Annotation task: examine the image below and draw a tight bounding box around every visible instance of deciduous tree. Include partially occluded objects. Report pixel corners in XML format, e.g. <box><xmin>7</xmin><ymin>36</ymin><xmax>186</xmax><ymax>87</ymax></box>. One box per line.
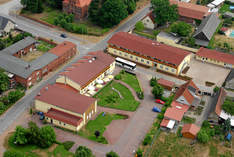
<box><xmin>75</xmin><ymin>146</ymin><xmax>93</xmax><ymax>157</ymax></box>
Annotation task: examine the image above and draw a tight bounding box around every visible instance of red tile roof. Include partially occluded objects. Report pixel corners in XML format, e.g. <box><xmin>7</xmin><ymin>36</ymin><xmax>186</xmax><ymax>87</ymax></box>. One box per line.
<box><xmin>45</xmin><ymin>108</ymin><xmax>83</xmax><ymax>126</ymax></box>
<box><xmin>181</xmin><ymin>124</ymin><xmax>200</xmax><ymax>136</ymax></box>
<box><xmin>143</xmin><ymin>12</ymin><xmax>155</xmax><ymax>23</ymax></box>
<box><xmin>164</xmin><ymin>107</ymin><xmax>185</xmax><ymax>121</ymax></box>
<box><xmin>174</xmin><ymin>80</ymin><xmax>199</xmax><ymax>105</ymax></box>
<box><xmin>49</xmin><ymin>41</ymin><xmax>76</xmax><ymax>57</ymax></box>
<box><xmin>170</xmin><ymin>0</ymin><xmax>210</xmax><ymax>20</ymax></box>
<box><xmin>60</xmin><ymin>51</ymin><xmax>115</xmax><ymax>87</ymax></box>
<box><xmin>63</xmin><ymin>0</ymin><xmax>92</xmax><ymax>7</ymax></box>
<box><xmin>171</xmin><ymin>101</ymin><xmax>189</xmax><ymax>113</ymax></box>
<box><xmin>157</xmin><ymin>78</ymin><xmax>175</xmax><ymax>89</ymax></box>
<box><xmin>197</xmin><ymin>47</ymin><xmax>234</xmax><ymax>65</ymax></box>
<box><xmin>36</xmin><ymin>83</ymin><xmax>96</xmax><ymax>114</ymax></box>
<box><xmin>108</xmin><ymin>32</ymin><xmax>191</xmax><ymax>66</ymax></box>
<box><xmin>160</xmin><ymin>118</ymin><xmax>170</xmax><ymax>127</ymax></box>
<box><xmin>215</xmin><ymin>88</ymin><xmax>227</xmax><ymax>116</ymax></box>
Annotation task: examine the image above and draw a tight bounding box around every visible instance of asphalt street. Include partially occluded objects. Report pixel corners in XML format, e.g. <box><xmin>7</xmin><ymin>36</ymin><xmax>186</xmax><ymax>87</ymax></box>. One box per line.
<box><xmin>0</xmin><ymin>0</ymin><xmax>150</xmax><ymax>135</ymax></box>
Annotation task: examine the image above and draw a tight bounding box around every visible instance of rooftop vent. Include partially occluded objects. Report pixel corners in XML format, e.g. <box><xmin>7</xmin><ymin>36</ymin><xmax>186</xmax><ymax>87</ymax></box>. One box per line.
<box><xmin>92</xmin><ymin>57</ymin><xmax>97</xmax><ymax>61</ymax></box>
<box><xmin>37</xmin><ymin>92</ymin><xmax>41</xmax><ymax>96</ymax></box>
<box><xmin>89</xmin><ymin>60</ymin><xmax>92</xmax><ymax>63</ymax></box>
<box><xmin>176</xmin><ymin>106</ymin><xmax>182</xmax><ymax>109</ymax></box>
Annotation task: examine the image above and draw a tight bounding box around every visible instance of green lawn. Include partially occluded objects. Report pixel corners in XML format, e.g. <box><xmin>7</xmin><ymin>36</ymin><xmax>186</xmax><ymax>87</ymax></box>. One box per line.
<box><xmin>78</xmin><ymin>112</ymin><xmax>126</xmax><ymax>144</ymax></box>
<box><xmin>118</xmin><ymin>71</ymin><xmax>142</xmax><ymax>93</ymax></box>
<box><xmin>182</xmin><ymin>116</ymin><xmax>196</xmax><ymax>123</ymax></box>
<box><xmin>219</xmin><ymin>4</ymin><xmax>231</xmax><ymax>14</ymax></box>
<box><xmin>95</xmin><ymin>81</ymin><xmax>140</xmax><ymax>111</ymax></box>
<box><xmin>6</xmin><ymin>134</ymin><xmax>74</xmax><ymax>157</ymax></box>
<box><xmin>37</xmin><ymin>40</ymin><xmax>56</xmax><ymax>52</ymax></box>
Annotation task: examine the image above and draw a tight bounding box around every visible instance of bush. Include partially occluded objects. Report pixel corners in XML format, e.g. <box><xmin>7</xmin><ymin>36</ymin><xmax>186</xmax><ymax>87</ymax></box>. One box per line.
<box><xmin>152</xmin><ymin>84</ymin><xmax>164</xmax><ymax>99</ymax></box>
<box><xmin>8</xmin><ymin>90</ymin><xmax>25</xmax><ymax>104</ymax></box>
<box><xmin>213</xmin><ymin>86</ymin><xmax>220</xmax><ymax>93</ymax></box>
<box><xmin>75</xmin><ymin>146</ymin><xmax>93</xmax><ymax>157</ymax></box>
<box><xmin>177</xmin><ymin>126</ymin><xmax>182</xmax><ymax>137</ymax></box>
<box><xmin>136</xmin><ymin>148</ymin><xmax>143</xmax><ymax>157</ymax></box>
<box><xmin>13</xmin><ymin>126</ymin><xmax>29</xmax><ymax>145</ymax></box>
<box><xmin>137</xmin><ymin>91</ymin><xmax>144</xmax><ymax>100</ymax></box>
<box><xmin>157</xmin><ymin>113</ymin><xmax>164</xmax><ymax>120</ymax></box>
<box><xmin>161</xmin><ymin>106</ymin><xmax>167</xmax><ymax>113</ymax></box>
<box><xmin>114</xmin><ymin>74</ymin><xmax>122</xmax><ymax>80</ymax></box>
<box><xmin>106</xmin><ymin>151</ymin><xmax>119</xmax><ymax>157</ymax></box>
<box><xmin>62</xmin><ymin>141</ymin><xmax>75</xmax><ymax>151</ymax></box>
<box><xmin>170</xmin><ymin>22</ymin><xmax>192</xmax><ymax>37</ymax></box>
<box><xmin>150</xmin><ymin>77</ymin><xmax>157</xmax><ymax>87</ymax></box>
<box><xmin>135</xmin><ymin>21</ymin><xmax>144</xmax><ymax>32</ymax></box>
<box><xmin>143</xmin><ymin>134</ymin><xmax>152</xmax><ymax>145</ymax></box>
<box><xmin>3</xmin><ymin>150</ymin><xmax>23</xmax><ymax>157</ymax></box>
<box><xmin>197</xmin><ymin>130</ymin><xmax>209</xmax><ymax>144</ymax></box>
<box><xmin>38</xmin><ymin>125</ymin><xmax>56</xmax><ymax>148</ymax></box>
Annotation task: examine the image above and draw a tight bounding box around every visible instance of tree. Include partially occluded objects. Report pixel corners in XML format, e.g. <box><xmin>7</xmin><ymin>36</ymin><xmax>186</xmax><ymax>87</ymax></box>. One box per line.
<box><xmin>27</xmin><ymin>121</ymin><xmax>40</xmax><ymax>145</ymax></box>
<box><xmin>0</xmin><ymin>72</ymin><xmax>9</xmax><ymax>94</ymax></box>
<box><xmin>150</xmin><ymin>77</ymin><xmax>157</xmax><ymax>87</ymax></box>
<box><xmin>38</xmin><ymin>126</ymin><xmax>56</xmax><ymax>148</ymax></box>
<box><xmin>152</xmin><ymin>84</ymin><xmax>164</xmax><ymax>99</ymax></box>
<box><xmin>136</xmin><ymin>148</ymin><xmax>143</xmax><ymax>157</ymax></box>
<box><xmin>94</xmin><ymin>130</ymin><xmax>100</xmax><ymax>138</ymax></box>
<box><xmin>88</xmin><ymin>0</ymin><xmax>101</xmax><ymax>23</ymax></box>
<box><xmin>124</xmin><ymin>0</ymin><xmax>136</xmax><ymax>14</ymax></box>
<box><xmin>3</xmin><ymin>150</ymin><xmax>23</xmax><ymax>157</ymax></box>
<box><xmin>151</xmin><ymin>0</ymin><xmax>178</xmax><ymax>26</ymax></box>
<box><xmin>75</xmin><ymin>146</ymin><xmax>93</xmax><ymax>157</ymax></box>
<box><xmin>98</xmin><ymin>0</ymin><xmax>128</xmax><ymax>28</ymax></box>
<box><xmin>170</xmin><ymin>22</ymin><xmax>192</xmax><ymax>37</ymax></box>
<box><xmin>135</xmin><ymin>21</ymin><xmax>144</xmax><ymax>32</ymax></box>
<box><xmin>185</xmin><ymin>36</ymin><xmax>196</xmax><ymax>47</ymax></box>
<box><xmin>222</xmin><ymin>118</ymin><xmax>231</xmax><ymax>134</ymax></box>
<box><xmin>197</xmin><ymin>130</ymin><xmax>209</xmax><ymax>143</ymax></box>
<box><xmin>106</xmin><ymin>151</ymin><xmax>119</xmax><ymax>157</ymax></box>
<box><xmin>13</xmin><ymin>126</ymin><xmax>29</xmax><ymax>145</ymax></box>
<box><xmin>20</xmin><ymin>0</ymin><xmax>43</xmax><ymax>13</ymax></box>
<box><xmin>213</xmin><ymin>86</ymin><xmax>220</xmax><ymax>93</ymax></box>
<box><xmin>8</xmin><ymin>90</ymin><xmax>24</xmax><ymax>104</ymax></box>
<box><xmin>46</xmin><ymin>0</ymin><xmax>63</xmax><ymax>10</ymax></box>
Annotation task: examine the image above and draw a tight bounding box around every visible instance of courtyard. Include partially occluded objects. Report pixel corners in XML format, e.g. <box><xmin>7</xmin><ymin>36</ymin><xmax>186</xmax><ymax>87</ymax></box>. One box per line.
<box><xmin>185</xmin><ymin>55</ymin><xmax>230</xmax><ymax>87</ymax></box>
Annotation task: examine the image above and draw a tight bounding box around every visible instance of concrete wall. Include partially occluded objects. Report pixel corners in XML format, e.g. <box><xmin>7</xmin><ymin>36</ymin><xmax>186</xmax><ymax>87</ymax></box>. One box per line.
<box><xmin>142</xmin><ymin>16</ymin><xmax>155</xmax><ymax>29</ymax></box>
<box><xmin>4</xmin><ymin>21</ymin><xmax>15</xmax><ymax>33</ymax></box>
<box><xmin>196</xmin><ymin>55</ymin><xmax>234</xmax><ymax>68</ymax></box>
<box><xmin>56</xmin><ymin>76</ymin><xmax>81</xmax><ymax>92</ymax></box>
<box><xmin>177</xmin><ymin>54</ymin><xmax>191</xmax><ymax>75</ymax></box>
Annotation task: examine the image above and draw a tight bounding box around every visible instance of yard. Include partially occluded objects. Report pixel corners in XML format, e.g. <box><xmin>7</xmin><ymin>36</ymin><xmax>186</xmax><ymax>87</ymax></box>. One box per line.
<box><xmin>78</xmin><ymin>112</ymin><xmax>127</xmax><ymax>144</ymax></box>
<box><xmin>146</xmin><ymin>132</ymin><xmax>234</xmax><ymax>157</ymax></box>
<box><xmin>5</xmin><ymin>134</ymin><xmax>74</xmax><ymax>157</ymax></box>
<box><xmin>94</xmin><ymin>81</ymin><xmax>140</xmax><ymax>111</ymax></box>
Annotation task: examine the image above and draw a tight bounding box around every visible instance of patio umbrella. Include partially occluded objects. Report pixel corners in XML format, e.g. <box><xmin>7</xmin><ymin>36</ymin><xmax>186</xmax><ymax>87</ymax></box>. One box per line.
<box><xmin>96</xmin><ymin>84</ymin><xmax>103</xmax><ymax>88</ymax></box>
<box><xmin>103</xmin><ymin>78</ymin><xmax>110</xmax><ymax>82</ymax></box>
<box><xmin>88</xmin><ymin>86</ymin><xmax>95</xmax><ymax>91</ymax></box>
<box><xmin>108</xmin><ymin>75</ymin><xmax>114</xmax><ymax>79</ymax></box>
<box><xmin>96</xmin><ymin>79</ymin><xmax>104</xmax><ymax>84</ymax></box>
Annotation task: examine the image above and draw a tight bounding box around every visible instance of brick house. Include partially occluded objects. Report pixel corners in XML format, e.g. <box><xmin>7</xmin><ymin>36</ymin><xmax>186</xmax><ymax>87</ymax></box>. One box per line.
<box><xmin>63</xmin><ymin>0</ymin><xmax>92</xmax><ymax>20</ymax></box>
<box><xmin>35</xmin><ymin>83</ymin><xmax>97</xmax><ymax>131</ymax></box>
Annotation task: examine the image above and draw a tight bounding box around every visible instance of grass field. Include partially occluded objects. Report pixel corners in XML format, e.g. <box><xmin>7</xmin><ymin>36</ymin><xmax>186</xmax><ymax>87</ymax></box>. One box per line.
<box><xmin>78</xmin><ymin>112</ymin><xmax>126</xmax><ymax>144</ymax></box>
<box><xmin>95</xmin><ymin>81</ymin><xmax>140</xmax><ymax>111</ymax></box>
<box><xmin>147</xmin><ymin>132</ymin><xmax>234</xmax><ymax>157</ymax></box>
<box><xmin>119</xmin><ymin>71</ymin><xmax>142</xmax><ymax>93</ymax></box>
<box><xmin>5</xmin><ymin>134</ymin><xmax>73</xmax><ymax>157</ymax></box>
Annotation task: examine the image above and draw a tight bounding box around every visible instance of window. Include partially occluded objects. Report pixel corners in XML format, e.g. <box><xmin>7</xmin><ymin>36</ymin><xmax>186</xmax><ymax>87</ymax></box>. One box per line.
<box><xmin>147</xmin><ymin>61</ymin><xmax>150</xmax><ymax>64</ymax></box>
<box><xmin>165</xmin><ymin>67</ymin><xmax>169</xmax><ymax>70</ymax></box>
<box><xmin>141</xmin><ymin>59</ymin><xmax>144</xmax><ymax>62</ymax></box>
<box><xmin>46</xmin><ymin>117</ymin><xmax>48</xmax><ymax>120</ymax></box>
<box><xmin>130</xmin><ymin>56</ymin><xmax>133</xmax><ymax>58</ymax></box>
<box><xmin>136</xmin><ymin>57</ymin><xmax>138</xmax><ymax>60</ymax></box>
<box><xmin>125</xmin><ymin>54</ymin><xmax>127</xmax><ymax>57</ymax></box>
<box><xmin>59</xmin><ymin>121</ymin><xmax>61</xmax><ymax>125</ymax></box>
<box><xmin>171</xmin><ymin>69</ymin><xmax>175</xmax><ymax>72</ymax></box>
<box><xmin>160</xmin><ymin>65</ymin><xmax>163</xmax><ymax>69</ymax></box>
<box><xmin>64</xmin><ymin>123</ymin><xmax>66</xmax><ymax>126</ymax></box>
<box><xmin>119</xmin><ymin>52</ymin><xmax>122</xmax><ymax>55</ymax></box>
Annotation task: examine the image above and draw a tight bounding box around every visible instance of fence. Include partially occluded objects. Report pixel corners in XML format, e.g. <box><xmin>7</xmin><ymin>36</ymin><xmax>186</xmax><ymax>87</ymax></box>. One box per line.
<box><xmin>144</xmin><ymin>128</ymin><xmax>161</xmax><ymax>157</ymax></box>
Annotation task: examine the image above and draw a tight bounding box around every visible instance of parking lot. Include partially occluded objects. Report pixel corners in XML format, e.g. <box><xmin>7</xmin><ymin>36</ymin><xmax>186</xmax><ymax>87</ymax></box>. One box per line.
<box><xmin>185</xmin><ymin>56</ymin><xmax>230</xmax><ymax>87</ymax></box>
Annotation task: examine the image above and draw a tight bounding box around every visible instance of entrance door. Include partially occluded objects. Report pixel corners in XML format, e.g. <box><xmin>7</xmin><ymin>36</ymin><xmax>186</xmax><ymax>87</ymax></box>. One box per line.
<box><xmin>50</xmin><ymin>119</ymin><xmax>53</xmax><ymax>124</ymax></box>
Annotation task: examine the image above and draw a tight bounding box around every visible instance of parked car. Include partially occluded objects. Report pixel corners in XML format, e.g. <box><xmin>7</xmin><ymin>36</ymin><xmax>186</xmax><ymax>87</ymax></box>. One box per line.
<box><xmin>155</xmin><ymin>99</ymin><xmax>165</xmax><ymax>105</ymax></box>
<box><xmin>60</xmin><ymin>33</ymin><xmax>67</xmax><ymax>38</ymax></box>
<box><xmin>152</xmin><ymin>106</ymin><xmax>161</xmax><ymax>113</ymax></box>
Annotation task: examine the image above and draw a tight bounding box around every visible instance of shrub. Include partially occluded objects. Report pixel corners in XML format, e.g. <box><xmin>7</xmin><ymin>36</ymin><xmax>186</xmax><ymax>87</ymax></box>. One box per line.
<box><xmin>13</xmin><ymin>126</ymin><xmax>29</xmax><ymax>145</ymax></box>
<box><xmin>143</xmin><ymin>134</ymin><xmax>152</xmax><ymax>145</ymax></box>
<box><xmin>114</xmin><ymin>74</ymin><xmax>121</xmax><ymax>80</ymax></box>
<box><xmin>170</xmin><ymin>22</ymin><xmax>192</xmax><ymax>37</ymax></box>
<box><xmin>106</xmin><ymin>151</ymin><xmax>119</xmax><ymax>157</ymax></box>
<box><xmin>213</xmin><ymin>86</ymin><xmax>220</xmax><ymax>93</ymax></box>
<box><xmin>157</xmin><ymin>113</ymin><xmax>164</xmax><ymax>120</ymax></box>
<box><xmin>75</xmin><ymin>146</ymin><xmax>93</xmax><ymax>157</ymax></box>
<box><xmin>177</xmin><ymin>126</ymin><xmax>182</xmax><ymax>137</ymax></box>
<box><xmin>137</xmin><ymin>91</ymin><xmax>144</xmax><ymax>100</ymax></box>
<box><xmin>3</xmin><ymin>150</ymin><xmax>23</xmax><ymax>157</ymax></box>
<box><xmin>135</xmin><ymin>21</ymin><xmax>144</xmax><ymax>32</ymax></box>
<box><xmin>136</xmin><ymin>148</ymin><xmax>143</xmax><ymax>157</ymax></box>
<box><xmin>150</xmin><ymin>77</ymin><xmax>157</xmax><ymax>87</ymax></box>
<box><xmin>197</xmin><ymin>130</ymin><xmax>209</xmax><ymax>144</ymax></box>
<box><xmin>8</xmin><ymin>90</ymin><xmax>25</xmax><ymax>104</ymax></box>
<box><xmin>62</xmin><ymin>141</ymin><xmax>75</xmax><ymax>151</ymax></box>
<box><xmin>38</xmin><ymin>125</ymin><xmax>56</xmax><ymax>148</ymax></box>
<box><xmin>161</xmin><ymin>106</ymin><xmax>167</xmax><ymax>113</ymax></box>
<box><xmin>152</xmin><ymin>84</ymin><xmax>164</xmax><ymax>99</ymax></box>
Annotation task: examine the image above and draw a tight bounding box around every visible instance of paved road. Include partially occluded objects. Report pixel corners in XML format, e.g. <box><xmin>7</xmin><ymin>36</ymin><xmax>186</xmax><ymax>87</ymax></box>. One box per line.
<box><xmin>0</xmin><ymin>0</ymin><xmax>150</xmax><ymax>137</ymax></box>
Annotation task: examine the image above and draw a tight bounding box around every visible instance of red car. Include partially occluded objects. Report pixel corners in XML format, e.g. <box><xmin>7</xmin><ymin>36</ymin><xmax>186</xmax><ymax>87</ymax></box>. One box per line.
<box><xmin>155</xmin><ymin>99</ymin><xmax>165</xmax><ymax>105</ymax></box>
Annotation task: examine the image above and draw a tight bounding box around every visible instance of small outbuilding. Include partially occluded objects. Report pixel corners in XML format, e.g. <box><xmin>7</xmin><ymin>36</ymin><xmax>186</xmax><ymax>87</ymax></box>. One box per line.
<box><xmin>181</xmin><ymin>124</ymin><xmax>200</xmax><ymax>139</ymax></box>
<box><xmin>157</xmin><ymin>78</ymin><xmax>175</xmax><ymax>91</ymax></box>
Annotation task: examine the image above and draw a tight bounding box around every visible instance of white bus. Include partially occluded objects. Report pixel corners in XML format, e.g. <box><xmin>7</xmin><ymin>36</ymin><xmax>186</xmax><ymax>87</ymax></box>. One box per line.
<box><xmin>115</xmin><ymin>57</ymin><xmax>136</xmax><ymax>71</ymax></box>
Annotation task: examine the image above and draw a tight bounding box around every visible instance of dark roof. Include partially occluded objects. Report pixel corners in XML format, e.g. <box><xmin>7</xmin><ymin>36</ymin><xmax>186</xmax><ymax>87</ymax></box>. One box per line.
<box><xmin>1</xmin><ymin>36</ymin><xmax>37</xmax><ymax>55</ymax></box>
<box><xmin>108</xmin><ymin>32</ymin><xmax>191</xmax><ymax>67</ymax></box>
<box><xmin>225</xmin><ymin>69</ymin><xmax>234</xmax><ymax>83</ymax></box>
<box><xmin>31</xmin><ymin>52</ymin><xmax>58</xmax><ymax>70</ymax></box>
<box><xmin>194</xmin><ymin>13</ymin><xmax>220</xmax><ymax>43</ymax></box>
<box><xmin>0</xmin><ymin>16</ymin><xmax>14</xmax><ymax>31</ymax></box>
<box><xmin>36</xmin><ymin>83</ymin><xmax>96</xmax><ymax>114</ymax></box>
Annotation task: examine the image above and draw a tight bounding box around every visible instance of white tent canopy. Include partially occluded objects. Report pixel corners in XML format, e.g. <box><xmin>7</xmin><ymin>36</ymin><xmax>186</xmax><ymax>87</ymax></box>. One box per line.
<box><xmin>88</xmin><ymin>86</ymin><xmax>95</xmax><ymax>91</ymax></box>
<box><xmin>167</xmin><ymin>120</ymin><xmax>175</xmax><ymax>129</ymax></box>
<box><xmin>220</xmin><ymin>110</ymin><xmax>234</xmax><ymax>126</ymax></box>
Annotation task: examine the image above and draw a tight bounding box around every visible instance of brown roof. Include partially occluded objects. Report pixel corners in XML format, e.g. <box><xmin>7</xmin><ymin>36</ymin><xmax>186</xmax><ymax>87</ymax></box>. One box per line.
<box><xmin>49</xmin><ymin>41</ymin><xmax>76</xmax><ymax>57</ymax></box>
<box><xmin>171</xmin><ymin>101</ymin><xmax>189</xmax><ymax>112</ymax></box>
<box><xmin>174</xmin><ymin>80</ymin><xmax>199</xmax><ymax>105</ymax></box>
<box><xmin>157</xmin><ymin>78</ymin><xmax>175</xmax><ymax>88</ymax></box>
<box><xmin>182</xmin><ymin>124</ymin><xmax>200</xmax><ymax>136</ymax></box>
<box><xmin>36</xmin><ymin>83</ymin><xmax>96</xmax><ymax>114</ymax></box>
<box><xmin>45</xmin><ymin>108</ymin><xmax>83</xmax><ymax>126</ymax></box>
<box><xmin>164</xmin><ymin>107</ymin><xmax>185</xmax><ymax>121</ymax></box>
<box><xmin>160</xmin><ymin>118</ymin><xmax>170</xmax><ymax>127</ymax></box>
<box><xmin>108</xmin><ymin>32</ymin><xmax>191</xmax><ymax>66</ymax></box>
<box><xmin>60</xmin><ymin>51</ymin><xmax>115</xmax><ymax>87</ymax></box>
<box><xmin>170</xmin><ymin>0</ymin><xmax>210</xmax><ymax>20</ymax></box>
<box><xmin>215</xmin><ymin>88</ymin><xmax>227</xmax><ymax>115</ymax></box>
<box><xmin>197</xmin><ymin>47</ymin><xmax>234</xmax><ymax>65</ymax></box>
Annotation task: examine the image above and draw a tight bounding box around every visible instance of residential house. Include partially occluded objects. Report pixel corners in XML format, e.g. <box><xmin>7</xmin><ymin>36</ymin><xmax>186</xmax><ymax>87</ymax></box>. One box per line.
<box><xmin>157</xmin><ymin>78</ymin><xmax>175</xmax><ymax>91</ymax></box>
<box><xmin>56</xmin><ymin>51</ymin><xmax>115</xmax><ymax>95</ymax></box>
<box><xmin>196</xmin><ymin>47</ymin><xmax>234</xmax><ymax>68</ymax></box>
<box><xmin>0</xmin><ymin>39</ymin><xmax>77</xmax><ymax>87</ymax></box>
<box><xmin>107</xmin><ymin>32</ymin><xmax>191</xmax><ymax>76</ymax></box>
<box><xmin>181</xmin><ymin>124</ymin><xmax>200</xmax><ymax>139</ymax></box>
<box><xmin>193</xmin><ymin>13</ymin><xmax>220</xmax><ymax>47</ymax></box>
<box><xmin>141</xmin><ymin>12</ymin><xmax>156</xmax><ymax>29</ymax></box>
<box><xmin>63</xmin><ymin>0</ymin><xmax>92</xmax><ymax>20</ymax></box>
<box><xmin>0</xmin><ymin>16</ymin><xmax>15</xmax><ymax>36</ymax></box>
<box><xmin>170</xmin><ymin>0</ymin><xmax>211</xmax><ymax>24</ymax></box>
<box><xmin>35</xmin><ymin>83</ymin><xmax>97</xmax><ymax>131</ymax></box>
<box><xmin>174</xmin><ymin>80</ymin><xmax>201</xmax><ymax>107</ymax></box>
